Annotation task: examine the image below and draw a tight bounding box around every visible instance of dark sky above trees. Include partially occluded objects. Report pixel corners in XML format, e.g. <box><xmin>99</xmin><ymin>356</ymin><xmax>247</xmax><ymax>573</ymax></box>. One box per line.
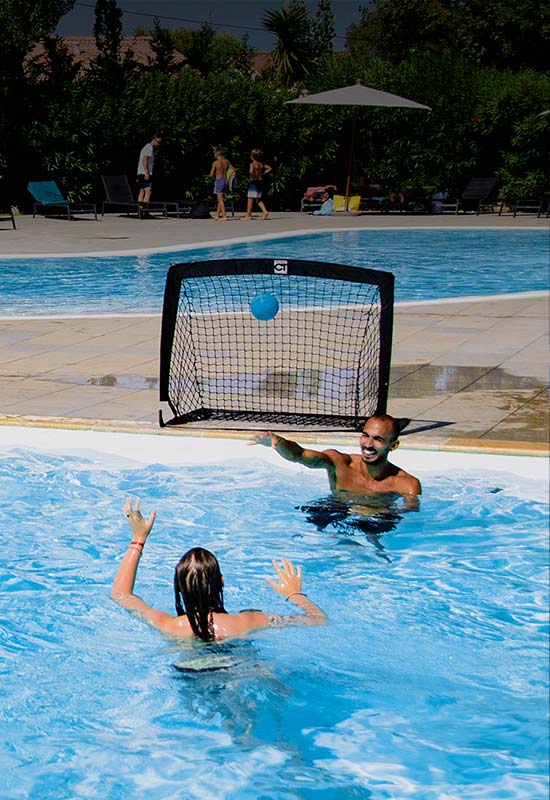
<box><xmin>55</xmin><ymin>0</ymin><xmax>362</xmax><ymax>49</ymax></box>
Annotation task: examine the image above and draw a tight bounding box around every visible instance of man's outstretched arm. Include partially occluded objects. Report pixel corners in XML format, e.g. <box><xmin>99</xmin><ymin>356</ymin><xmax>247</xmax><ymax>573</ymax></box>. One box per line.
<box><xmin>252</xmin><ymin>431</ymin><xmax>333</xmax><ymax>469</ymax></box>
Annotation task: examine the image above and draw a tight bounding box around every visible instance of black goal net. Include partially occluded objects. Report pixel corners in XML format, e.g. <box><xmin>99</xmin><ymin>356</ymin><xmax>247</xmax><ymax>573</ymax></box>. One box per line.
<box><xmin>159</xmin><ymin>258</ymin><xmax>394</xmax><ymax>430</ymax></box>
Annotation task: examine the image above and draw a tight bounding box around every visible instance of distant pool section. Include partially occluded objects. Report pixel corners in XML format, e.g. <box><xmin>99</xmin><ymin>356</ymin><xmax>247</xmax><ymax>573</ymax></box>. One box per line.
<box><xmin>1</xmin><ymin>229</ymin><xmax>548</xmax><ymax>317</ymax></box>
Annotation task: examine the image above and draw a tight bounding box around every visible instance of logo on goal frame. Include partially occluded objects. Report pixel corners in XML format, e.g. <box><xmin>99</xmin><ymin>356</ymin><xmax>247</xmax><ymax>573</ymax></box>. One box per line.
<box><xmin>273</xmin><ymin>260</ymin><xmax>288</xmax><ymax>274</ymax></box>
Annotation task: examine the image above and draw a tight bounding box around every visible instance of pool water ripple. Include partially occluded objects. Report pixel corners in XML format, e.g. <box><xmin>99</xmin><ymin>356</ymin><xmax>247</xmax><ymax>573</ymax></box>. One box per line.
<box><xmin>1</xmin><ymin>230</ymin><xmax>547</xmax><ymax>316</ymax></box>
<box><xmin>1</xmin><ymin>444</ymin><xmax>548</xmax><ymax>799</ymax></box>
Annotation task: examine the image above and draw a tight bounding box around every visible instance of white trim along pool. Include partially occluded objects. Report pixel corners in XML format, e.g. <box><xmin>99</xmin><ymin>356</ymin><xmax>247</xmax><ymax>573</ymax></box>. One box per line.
<box><xmin>2</xmin><ymin>224</ymin><xmax>545</xmax><ymax>261</ymax></box>
<box><xmin>2</xmin><ymin>426</ymin><xmax>548</xmax><ymax>504</ymax></box>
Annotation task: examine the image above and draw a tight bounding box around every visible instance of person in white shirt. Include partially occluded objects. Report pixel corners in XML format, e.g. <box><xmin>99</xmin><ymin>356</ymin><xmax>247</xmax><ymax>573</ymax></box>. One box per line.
<box><xmin>136</xmin><ymin>134</ymin><xmax>161</xmax><ymax>205</ymax></box>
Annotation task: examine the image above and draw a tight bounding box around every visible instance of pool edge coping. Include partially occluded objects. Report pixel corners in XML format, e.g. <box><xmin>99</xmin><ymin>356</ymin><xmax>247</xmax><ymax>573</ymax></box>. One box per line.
<box><xmin>0</xmin><ymin>290</ymin><xmax>547</xmax><ymax>322</ymax></box>
<box><xmin>1</xmin><ymin>224</ymin><xmax>546</xmax><ymax>260</ymax></box>
<box><xmin>1</xmin><ymin>415</ymin><xmax>547</xmax><ymax>458</ymax></box>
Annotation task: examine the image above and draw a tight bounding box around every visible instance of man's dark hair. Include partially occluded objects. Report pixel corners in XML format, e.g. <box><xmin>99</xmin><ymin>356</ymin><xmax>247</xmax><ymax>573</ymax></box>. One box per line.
<box><xmin>364</xmin><ymin>414</ymin><xmax>411</xmax><ymax>441</ymax></box>
<box><xmin>174</xmin><ymin>547</ymin><xmax>226</xmax><ymax>641</ymax></box>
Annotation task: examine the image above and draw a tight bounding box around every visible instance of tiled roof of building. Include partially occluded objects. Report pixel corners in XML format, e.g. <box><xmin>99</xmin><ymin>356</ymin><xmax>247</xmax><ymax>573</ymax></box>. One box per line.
<box><xmin>251</xmin><ymin>52</ymin><xmax>272</xmax><ymax>73</ymax></box>
<box><xmin>27</xmin><ymin>37</ymin><xmax>271</xmax><ymax>74</ymax></box>
<box><xmin>27</xmin><ymin>36</ymin><xmax>186</xmax><ymax>69</ymax></box>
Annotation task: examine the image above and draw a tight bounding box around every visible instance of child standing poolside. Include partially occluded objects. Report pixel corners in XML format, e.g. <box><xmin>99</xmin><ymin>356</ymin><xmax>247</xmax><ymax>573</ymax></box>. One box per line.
<box><xmin>244</xmin><ymin>149</ymin><xmax>272</xmax><ymax>220</ymax></box>
<box><xmin>210</xmin><ymin>149</ymin><xmax>233</xmax><ymax>221</ymax></box>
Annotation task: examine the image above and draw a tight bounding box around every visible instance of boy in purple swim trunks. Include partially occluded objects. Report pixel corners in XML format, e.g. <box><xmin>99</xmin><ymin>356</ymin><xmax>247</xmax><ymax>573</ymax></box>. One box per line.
<box><xmin>209</xmin><ymin>149</ymin><xmax>233</xmax><ymax>221</ymax></box>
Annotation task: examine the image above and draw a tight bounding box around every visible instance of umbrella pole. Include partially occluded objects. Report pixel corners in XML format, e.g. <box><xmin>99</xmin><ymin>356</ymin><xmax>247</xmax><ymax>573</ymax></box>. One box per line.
<box><xmin>345</xmin><ymin>107</ymin><xmax>358</xmax><ymax>211</ymax></box>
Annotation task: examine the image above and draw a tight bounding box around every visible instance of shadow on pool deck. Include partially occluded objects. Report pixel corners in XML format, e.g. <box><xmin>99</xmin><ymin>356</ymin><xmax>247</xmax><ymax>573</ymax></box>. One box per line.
<box><xmin>0</xmin><ymin>213</ymin><xmax>548</xmax><ymax>454</ymax></box>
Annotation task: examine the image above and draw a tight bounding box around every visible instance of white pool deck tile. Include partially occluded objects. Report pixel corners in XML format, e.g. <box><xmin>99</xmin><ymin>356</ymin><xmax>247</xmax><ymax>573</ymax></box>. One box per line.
<box><xmin>0</xmin><ymin>212</ymin><xmax>548</xmax><ymax>454</ymax></box>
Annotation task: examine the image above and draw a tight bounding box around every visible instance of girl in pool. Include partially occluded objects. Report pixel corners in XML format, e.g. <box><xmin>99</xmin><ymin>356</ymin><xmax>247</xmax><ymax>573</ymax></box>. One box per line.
<box><xmin>111</xmin><ymin>497</ymin><xmax>326</xmax><ymax>641</ymax></box>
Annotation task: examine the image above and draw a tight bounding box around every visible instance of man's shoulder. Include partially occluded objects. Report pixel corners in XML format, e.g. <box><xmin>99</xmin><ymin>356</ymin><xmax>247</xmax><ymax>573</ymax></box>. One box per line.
<box><xmin>322</xmin><ymin>448</ymin><xmax>353</xmax><ymax>465</ymax></box>
<box><xmin>394</xmin><ymin>467</ymin><xmax>422</xmax><ymax>495</ymax></box>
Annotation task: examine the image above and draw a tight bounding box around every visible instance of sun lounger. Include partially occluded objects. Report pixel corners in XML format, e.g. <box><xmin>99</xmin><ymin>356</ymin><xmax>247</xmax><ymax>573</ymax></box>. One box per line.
<box><xmin>28</xmin><ymin>180</ymin><xmax>97</xmax><ymax>220</ymax></box>
<box><xmin>0</xmin><ymin>206</ymin><xmax>16</xmax><ymax>229</ymax></box>
<box><xmin>499</xmin><ymin>198</ymin><xmax>548</xmax><ymax>217</ymax></box>
<box><xmin>101</xmin><ymin>175</ymin><xmax>179</xmax><ymax>219</ymax></box>
<box><xmin>440</xmin><ymin>177</ymin><xmax>498</xmax><ymax>214</ymax></box>
<box><xmin>300</xmin><ymin>185</ymin><xmax>337</xmax><ymax>213</ymax></box>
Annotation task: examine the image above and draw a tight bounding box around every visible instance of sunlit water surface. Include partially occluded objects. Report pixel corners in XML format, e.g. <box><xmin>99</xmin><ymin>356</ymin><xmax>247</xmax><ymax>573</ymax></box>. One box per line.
<box><xmin>1</xmin><ymin>434</ymin><xmax>548</xmax><ymax>799</ymax></box>
<box><xmin>1</xmin><ymin>229</ymin><xmax>547</xmax><ymax>316</ymax></box>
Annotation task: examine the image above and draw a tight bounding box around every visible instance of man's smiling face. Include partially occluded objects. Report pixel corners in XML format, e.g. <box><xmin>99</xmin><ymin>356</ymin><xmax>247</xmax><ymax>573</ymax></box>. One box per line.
<box><xmin>359</xmin><ymin>417</ymin><xmax>398</xmax><ymax>465</ymax></box>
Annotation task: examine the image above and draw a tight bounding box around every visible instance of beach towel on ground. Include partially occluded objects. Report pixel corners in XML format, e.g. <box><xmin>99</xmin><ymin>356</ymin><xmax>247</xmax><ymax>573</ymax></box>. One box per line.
<box><xmin>227</xmin><ymin>166</ymin><xmax>238</xmax><ymax>191</ymax></box>
<box><xmin>312</xmin><ymin>198</ymin><xmax>334</xmax><ymax>216</ymax></box>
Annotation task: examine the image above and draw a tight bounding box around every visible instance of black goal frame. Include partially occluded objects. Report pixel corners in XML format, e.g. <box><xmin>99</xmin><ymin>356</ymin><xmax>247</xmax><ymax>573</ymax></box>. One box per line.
<box><xmin>159</xmin><ymin>258</ymin><xmax>394</xmax><ymax>430</ymax></box>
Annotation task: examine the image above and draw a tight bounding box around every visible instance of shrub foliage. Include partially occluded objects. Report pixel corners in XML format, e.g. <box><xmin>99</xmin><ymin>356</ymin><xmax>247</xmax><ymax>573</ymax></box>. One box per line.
<box><xmin>0</xmin><ymin>0</ymin><xmax>548</xmax><ymax>210</ymax></box>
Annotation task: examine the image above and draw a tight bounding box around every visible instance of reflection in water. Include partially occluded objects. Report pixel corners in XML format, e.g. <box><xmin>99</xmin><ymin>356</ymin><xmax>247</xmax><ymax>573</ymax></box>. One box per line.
<box><xmin>298</xmin><ymin>495</ymin><xmax>406</xmax><ymax>562</ymax></box>
<box><xmin>390</xmin><ymin>363</ymin><xmax>545</xmax><ymax>396</ymax></box>
<box><xmin>88</xmin><ymin>374</ymin><xmax>159</xmax><ymax>389</ymax></box>
<box><xmin>170</xmin><ymin>639</ymin><xmax>292</xmax><ymax>745</ymax></box>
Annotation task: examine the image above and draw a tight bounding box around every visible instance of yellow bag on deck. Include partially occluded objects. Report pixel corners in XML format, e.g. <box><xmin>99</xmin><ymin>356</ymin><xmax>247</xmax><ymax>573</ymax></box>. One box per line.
<box><xmin>334</xmin><ymin>195</ymin><xmax>360</xmax><ymax>213</ymax></box>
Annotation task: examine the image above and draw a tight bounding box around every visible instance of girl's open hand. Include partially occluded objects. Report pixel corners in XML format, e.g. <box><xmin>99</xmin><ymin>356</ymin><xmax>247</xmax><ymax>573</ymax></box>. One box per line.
<box><xmin>266</xmin><ymin>558</ymin><xmax>302</xmax><ymax>598</ymax></box>
<box><xmin>123</xmin><ymin>496</ymin><xmax>156</xmax><ymax>541</ymax></box>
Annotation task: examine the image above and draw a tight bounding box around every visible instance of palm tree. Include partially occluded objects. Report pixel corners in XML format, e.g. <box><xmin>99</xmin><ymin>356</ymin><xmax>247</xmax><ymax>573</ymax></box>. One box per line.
<box><xmin>262</xmin><ymin>2</ymin><xmax>314</xmax><ymax>86</ymax></box>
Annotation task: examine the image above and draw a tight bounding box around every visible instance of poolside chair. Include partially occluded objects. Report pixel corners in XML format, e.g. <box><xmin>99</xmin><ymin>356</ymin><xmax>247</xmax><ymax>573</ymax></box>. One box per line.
<box><xmin>28</xmin><ymin>180</ymin><xmax>97</xmax><ymax>220</ymax></box>
<box><xmin>300</xmin><ymin>185</ymin><xmax>337</xmax><ymax>213</ymax></box>
<box><xmin>498</xmin><ymin>198</ymin><xmax>548</xmax><ymax>217</ymax></box>
<box><xmin>440</xmin><ymin>177</ymin><xmax>498</xmax><ymax>214</ymax></box>
<box><xmin>400</xmin><ymin>185</ymin><xmax>436</xmax><ymax>214</ymax></box>
<box><xmin>101</xmin><ymin>175</ymin><xmax>179</xmax><ymax>219</ymax></box>
<box><xmin>0</xmin><ymin>206</ymin><xmax>16</xmax><ymax>229</ymax></box>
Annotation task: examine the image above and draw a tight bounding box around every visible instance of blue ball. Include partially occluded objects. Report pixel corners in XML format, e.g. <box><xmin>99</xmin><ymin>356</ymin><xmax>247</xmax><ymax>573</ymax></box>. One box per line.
<box><xmin>250</xmin><ymin>292</ymin><xmax>279</xmax><ymax>321</ymax></box>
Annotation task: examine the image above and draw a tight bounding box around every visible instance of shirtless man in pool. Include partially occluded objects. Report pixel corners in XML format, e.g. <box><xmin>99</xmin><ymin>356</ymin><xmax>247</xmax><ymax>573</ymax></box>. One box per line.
<box><xmin>253</xmin><ymin>414</ymin><xmax>421</xmax><ymax>509</ymax></box>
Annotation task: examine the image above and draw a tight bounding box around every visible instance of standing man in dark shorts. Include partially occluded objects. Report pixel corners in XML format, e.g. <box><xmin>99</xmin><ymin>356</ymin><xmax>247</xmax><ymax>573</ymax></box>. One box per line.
<box><xmin>137</xmin><ymin>134</ymin><xmax>161</xmax><ymax>207</ymax></box>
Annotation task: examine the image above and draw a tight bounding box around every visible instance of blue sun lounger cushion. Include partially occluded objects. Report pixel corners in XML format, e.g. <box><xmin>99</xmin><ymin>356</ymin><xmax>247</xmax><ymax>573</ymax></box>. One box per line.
<box><xmin>28</xmin><ymin>180</ymin><xmax>97</xmax><ymax>220</ymax></box>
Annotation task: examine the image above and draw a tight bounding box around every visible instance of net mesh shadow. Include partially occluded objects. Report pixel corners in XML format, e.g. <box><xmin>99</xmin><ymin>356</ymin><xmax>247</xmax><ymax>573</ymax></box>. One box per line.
<box><xmin>159</xmin><ymin>259</ymin><xmax>394</xmax><ymax>430</ymax></box>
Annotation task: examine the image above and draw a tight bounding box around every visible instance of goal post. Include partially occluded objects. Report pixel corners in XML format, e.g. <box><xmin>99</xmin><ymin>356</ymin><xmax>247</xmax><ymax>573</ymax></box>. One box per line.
<box><xmin>159</xmin><ymin>258</ymin><xmax>394</xmax><ymax>430</ymax></box>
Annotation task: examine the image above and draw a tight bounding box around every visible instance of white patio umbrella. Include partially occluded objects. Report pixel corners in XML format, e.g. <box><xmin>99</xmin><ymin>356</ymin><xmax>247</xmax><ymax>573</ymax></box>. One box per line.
<box><xmin>286</xmin><ymin>80</ymin><xmax>431</xmax><ymax>204</ymax></box>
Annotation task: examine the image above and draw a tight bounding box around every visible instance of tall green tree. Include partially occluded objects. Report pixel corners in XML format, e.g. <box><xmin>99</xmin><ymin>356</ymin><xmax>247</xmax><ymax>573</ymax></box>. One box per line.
<box><xmin>91</xmin><ymin>0</ymin><xmax>125</xmax><ymax>88</ymax></box>
<box><xmin>461</xmin><ymin>0</ymin><xmax>550</xmax><ymax>70</ymax></box>
<box><xmin>169</xmin><ymin>22</ymin><xmax>254</xmax><ymax>77</ymax></box>
<box><xmin>346</xmin><ymin>0</ymin><xmax>550</xmax><ymax>69</ymax></box>
<box><xmin>0</xmin><ymin>0</ymin><xmax>75</xmax><ymax>203</ymax></box>
<box><xmin>184</xmin><ymin>18</ymin><xmax>216</xmax><ymax>77</ymax></box>
<box><xmin>148</xmin><ymin>18</ymin><xmax>179</xmax><ymax>74</ymax></box>
<box><xmin>0</xmin><ymin>0</ymin><xmax>74</xmax><ymax>84</ymax></box>
<box><xmin>262</xmin><ymin>1</ymin><xmax>314</xmax><ymax>86</ymax></box>
<box><xmin>311</xmin><ymin>0</ymin><xmax>335</xmax><ymax>54</ymax></box>
<box><xmin>346</xmin><ymin>0</ymin><xmax>460</xmax><ymax>63</ymax></box>
<box><xmin>208</xmin><ymin>33</ymin><xmax>255</xmax><ymax>77</ymax></box>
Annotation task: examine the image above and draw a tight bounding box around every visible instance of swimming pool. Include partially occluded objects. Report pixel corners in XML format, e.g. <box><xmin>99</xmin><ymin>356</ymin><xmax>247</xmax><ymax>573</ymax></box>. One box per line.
<box><xmin>1</xmin><ymin>230</ymin><xmax>548</xmax><ymax>316</ymax></box>
<box><xmin>1</xmin><ymin>427</ymin><xmax>548</xmax><ymax>799</ymax></box>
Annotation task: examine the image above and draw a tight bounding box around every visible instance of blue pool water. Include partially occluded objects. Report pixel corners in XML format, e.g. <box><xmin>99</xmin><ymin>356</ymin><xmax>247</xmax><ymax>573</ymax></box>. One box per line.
<box><xmin>1</xmin><ymin>431</ymin><xmax>548</xmax><ymax>799</ymax></box>
<box><xmin>1</xmin><ymin>230</ymin><xmax>548</xmax><ymax>316</ymax></box>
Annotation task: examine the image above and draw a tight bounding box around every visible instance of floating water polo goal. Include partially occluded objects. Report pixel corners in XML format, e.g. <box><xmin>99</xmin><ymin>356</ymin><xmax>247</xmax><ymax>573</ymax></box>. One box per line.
<box><xmin>159</xmin><ymin>258</ymin><xmax>394</xmax><ymax>430</ymax></box>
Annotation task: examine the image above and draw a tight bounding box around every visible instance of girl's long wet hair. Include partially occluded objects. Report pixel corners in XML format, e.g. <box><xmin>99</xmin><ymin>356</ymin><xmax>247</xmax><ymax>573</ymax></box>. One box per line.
<box><xmin>173</xmin><ymin>548</ymin><xmax>227</xmax><ymax>641</ymax></box>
